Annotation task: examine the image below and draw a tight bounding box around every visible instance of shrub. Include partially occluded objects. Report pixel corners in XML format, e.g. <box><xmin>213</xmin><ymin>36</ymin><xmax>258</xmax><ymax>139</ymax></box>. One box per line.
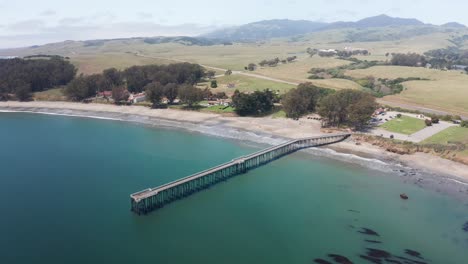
<box><xmin>210</xmin><ymin>80</ymin><xmax>218</xmax><ymax>88</ymax></box>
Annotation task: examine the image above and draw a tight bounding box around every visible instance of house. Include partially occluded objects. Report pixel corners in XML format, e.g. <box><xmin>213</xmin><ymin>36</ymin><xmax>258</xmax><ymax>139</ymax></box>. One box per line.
<box><xmin>128</xmin><ymin>93</ymin><xmax>146</xmax><ymax>104</ymax></box>
<box><xmin>374</xmin><ymin>108</ymin><xmax>385</xmax><ymax>115</ymax></box>
<box><xmin>452</xmin><ymin>65</ymin><xmax>468</xmax><ymax>71</ymax></box>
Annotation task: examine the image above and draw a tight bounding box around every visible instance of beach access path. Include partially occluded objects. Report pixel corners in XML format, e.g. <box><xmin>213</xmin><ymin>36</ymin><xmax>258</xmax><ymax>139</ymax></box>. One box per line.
<box><xmin>370</xmin><ymin>111</ymin><xmax>457</xmax><ymax>143</ymax></box>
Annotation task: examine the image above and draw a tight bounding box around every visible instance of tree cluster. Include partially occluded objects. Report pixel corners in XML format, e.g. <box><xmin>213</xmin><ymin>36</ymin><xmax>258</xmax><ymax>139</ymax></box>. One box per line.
<box><xmin>64</xmin><ymin>63</ymin><xmax>206</xmax><ymax>102</ymax></box>
<box><xmin>232</xmin><ymin>89</ymin><xmax>276</xmax><ymax>116</ymax></box>
<box><xmin>0</xmin><ymin>57</ymin><xmax>77</xmax><ymax>101</ymax></box>
<box><xmin>317</xmin><ymin>89</ymin><xmax>378</xmax><ymax>130</ymax></box>
<box><xmin>281</xmin><ymin>83</ymin><xmax>333</xmax><ymax>118</ymax></box>
<box><xmin>259</xmin><ymin>56</ymin><xmax>296</xmax><ymax>67</ymax></box>
<box><xmin>390</xmin><ymin>53</ymin><xmax>427</xmax><ymax>67</ymax></box>
<box><xmin>65</xmin><ymin>68</ymin><xmax>123</xmax><ymax>101</ymax></box>
<box><xmin>424</xmin><ymin>47</ymin><xmax>468</xmax><ymax>69</ymax></box>
<box><xmin>124</xmin><ymin>63</ymin><xmax>205</xmax><ymax>93</ymax></box>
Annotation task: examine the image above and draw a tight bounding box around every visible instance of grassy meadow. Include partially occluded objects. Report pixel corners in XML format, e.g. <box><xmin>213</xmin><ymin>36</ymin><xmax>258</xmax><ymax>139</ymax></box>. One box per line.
<box><xmin>380</xmin><ymin>115</ymin><xmax>426</xmax><ymax>135</ymax></box>
<box><xmin>423</xmin><ymin>127</ymin><xmax>468</xmax><ymax>145</ymax></box>
<box><xmin>206</xmin><ymin>74</ymin><xmax>295</xmax><ymax>94</ymax></box>
<box><xmin>347</xmin><ymin>66</ymin><xmax>468</xmax><ymax>116</ymax></box>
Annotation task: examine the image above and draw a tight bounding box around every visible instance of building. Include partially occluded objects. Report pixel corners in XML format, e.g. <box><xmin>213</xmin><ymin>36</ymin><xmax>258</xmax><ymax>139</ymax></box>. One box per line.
<box><xmin>128</xmin><ymin>93</ymin><xmax>146</xmax><ymax>104</ymax></box>
<box><xmin>452</xmin><ymin>65</ymin><xmax>468</xmax><ymax>71</ymax></box>
<box><xmin>374</xmin><ymin>108</ymin><xmax>385</xmax><ymax>115</ymax></box>
<box><xmin>0</xmin><ymin>56</ymin><xmax>18</xmax><ymax>60</ymax></box>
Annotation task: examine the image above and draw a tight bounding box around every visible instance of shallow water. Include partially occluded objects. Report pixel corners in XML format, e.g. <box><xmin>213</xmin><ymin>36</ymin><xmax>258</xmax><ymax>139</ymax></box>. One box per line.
<box><xmin>0</xmin><ymin>113</ymin><xmax>467</xmax><ymax>264</ymax></box>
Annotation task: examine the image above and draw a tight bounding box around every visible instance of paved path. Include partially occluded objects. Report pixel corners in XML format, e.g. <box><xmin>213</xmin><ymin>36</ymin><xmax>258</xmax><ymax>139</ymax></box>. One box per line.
<box><xmin>370</xmin><ymin>112</ymin><xmax>457</xmax><ymax>143</ymax></box>
<box><xmin>135</xmin><ymin>53</ymin><xmax>299</xmax><ymax>85</ymax></box>
<box><xmin>377</xmin><ymin>99</ymin><xmax>468</xmax><ymax>120</ymax></box>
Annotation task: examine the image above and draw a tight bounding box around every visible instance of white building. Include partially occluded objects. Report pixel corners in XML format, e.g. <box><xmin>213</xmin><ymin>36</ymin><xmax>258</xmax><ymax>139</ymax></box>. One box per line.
<box><xmin>128</xmin><ymin>93</ymin><xmax>146</xmax><ymax>104</ymax></box>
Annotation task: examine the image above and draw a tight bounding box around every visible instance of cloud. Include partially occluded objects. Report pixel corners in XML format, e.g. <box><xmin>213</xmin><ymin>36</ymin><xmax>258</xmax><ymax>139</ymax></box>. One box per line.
<box><xmin>8</xmin><ymin>19</ymin><xmax>46</xmax><ymax>32</ymax></box>
<box><xmin>59</xmin><ymin>17</ymin><xmax>86</xmax><ymax>26</ymax></box>
<box><xmin>40</xmin><ymin>9</ymin><xmax>56</xmax><ymax>16</ymax></box>
<box><xmin>137</xmin><ymin>12</ymin><xmax>153</xmax><ymax>19</ymax></box>
<box><xmin>0</xmin><ymin>20</ymin><xmax>219</xmax><ymax>49</ymax></box>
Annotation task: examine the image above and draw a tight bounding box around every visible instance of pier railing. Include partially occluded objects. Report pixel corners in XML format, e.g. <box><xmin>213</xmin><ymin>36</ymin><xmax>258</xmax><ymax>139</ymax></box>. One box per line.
<box><xmin>130</xmin><ymin>133</ymin><xmax>351</xmax><ymax>215</ymax></box>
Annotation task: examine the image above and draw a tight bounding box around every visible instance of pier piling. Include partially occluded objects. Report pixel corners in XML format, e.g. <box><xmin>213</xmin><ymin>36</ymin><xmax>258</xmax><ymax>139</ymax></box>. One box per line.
<box><xmin>130</xmin><ymin>133</ymin><xmax>351</xmax><ymax>215</ymax></box>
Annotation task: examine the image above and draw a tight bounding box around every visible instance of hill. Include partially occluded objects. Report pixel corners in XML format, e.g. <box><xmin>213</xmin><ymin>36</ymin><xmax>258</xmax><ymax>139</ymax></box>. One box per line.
<box><xmin>203</xmin><ymin>15</ymin><xmax>428</xmax><ymax>42</ymax></box>
<box><xmin>203</xmin><ymin>19</ymin><xmax>328</xmax><ymax>42</ymax></box>
<box><xmin>441</xmin><ymin>22</ymin><xmax>467</xmax><ymax>28</ymax></box>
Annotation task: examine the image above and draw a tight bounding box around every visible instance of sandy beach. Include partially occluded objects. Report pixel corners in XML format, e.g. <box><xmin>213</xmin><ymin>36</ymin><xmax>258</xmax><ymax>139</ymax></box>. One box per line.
<box><xmin>1</xmin><ymin>101</ymin><xmax>468</xmax><ymax>185</ymax></box>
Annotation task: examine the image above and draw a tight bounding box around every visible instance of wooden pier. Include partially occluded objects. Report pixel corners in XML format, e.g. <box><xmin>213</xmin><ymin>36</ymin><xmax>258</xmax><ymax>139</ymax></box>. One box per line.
<box><xmin>130</xmin><ymin>133</ymin><xmax>351</xmax><ymax>215</ymax></box>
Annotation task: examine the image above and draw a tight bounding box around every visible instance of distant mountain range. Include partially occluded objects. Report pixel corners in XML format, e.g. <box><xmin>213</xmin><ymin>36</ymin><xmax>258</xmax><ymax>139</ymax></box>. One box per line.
<box><xmin>203</xmin><ymin>14</ymin><xmax>466</xmax><ymax>42</ymax></box>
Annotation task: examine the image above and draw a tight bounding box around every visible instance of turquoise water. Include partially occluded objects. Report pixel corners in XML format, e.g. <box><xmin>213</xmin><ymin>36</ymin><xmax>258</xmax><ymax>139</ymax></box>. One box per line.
<box><xmin>0</xmin><ymin>113</ymin><xmax>467</xmax><ymax>264</ymax></box>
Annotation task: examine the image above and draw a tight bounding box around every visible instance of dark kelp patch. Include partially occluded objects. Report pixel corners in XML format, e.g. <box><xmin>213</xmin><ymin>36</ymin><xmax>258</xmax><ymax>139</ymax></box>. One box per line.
<box><xmin>358</xmin><ymin>228</ymin><xmax>380</xmax><ymax>236</ymax></box>
<box><xmin>365</xmin><ymin>240</ymin><xmax>382</xmax><ymax>244</ymax></box>
<box><xmin>463</xmin><ymin>221</ymin><xmax>468</xmax><ymax>232</ymax></box>
<box><xmin>327</xmin><ymin>254</ymin><xmax>354</xmax><ymax>264</ymax></box>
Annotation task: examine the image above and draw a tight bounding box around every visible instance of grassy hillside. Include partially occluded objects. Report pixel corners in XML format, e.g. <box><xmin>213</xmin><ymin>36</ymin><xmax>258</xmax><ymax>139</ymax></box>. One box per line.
<box><xmin>346</xmin><ymin>66</ymin><xmax>468</xmax><ymax>116</ymax></box>
<box><xmin>1</xmin><ymin>26</ymin><xmax>467</xmax><ymax>116</ymax></box>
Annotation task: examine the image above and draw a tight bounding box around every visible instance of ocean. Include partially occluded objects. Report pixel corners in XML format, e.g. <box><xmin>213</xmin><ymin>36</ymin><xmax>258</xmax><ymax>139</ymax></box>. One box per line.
<box><xmin>0</xmin><ymin>112</ymin><xmax>467</xmax><ymax>264</ymax></box>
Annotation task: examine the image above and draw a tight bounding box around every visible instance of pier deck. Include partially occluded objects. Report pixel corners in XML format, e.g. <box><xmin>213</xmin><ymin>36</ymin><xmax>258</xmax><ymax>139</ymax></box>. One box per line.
<box><xmin>130</xmin><ymin>133</ymin><xmax>351</xmax><ymax>215</ymax></box>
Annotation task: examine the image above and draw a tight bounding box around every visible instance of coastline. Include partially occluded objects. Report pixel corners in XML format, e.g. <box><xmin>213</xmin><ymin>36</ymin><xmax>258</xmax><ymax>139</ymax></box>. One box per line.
<box><xmin>1</xmin><ymin>101</ymin><xmax>468</xmax><ymax>194</ymax></box>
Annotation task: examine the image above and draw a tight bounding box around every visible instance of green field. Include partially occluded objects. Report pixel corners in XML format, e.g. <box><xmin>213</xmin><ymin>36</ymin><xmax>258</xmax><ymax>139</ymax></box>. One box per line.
<box><xmin>201</xmin><ymin>105</ymin><xmax>235</xmax><ymax>114</ymax></box>
<box><xmin>422</xmin><ymin>126</ymin><xmax>468</xmax><ymax>145</ymax></box>
<box><xmin>380</xmin><ymin>115</ymin><xmax>426</xmax><ymax>135</ymax></box>
<box><xmin>34</xmin><ymin>88</ymin><xmax>67</xmax><ymax>101</ymax></box>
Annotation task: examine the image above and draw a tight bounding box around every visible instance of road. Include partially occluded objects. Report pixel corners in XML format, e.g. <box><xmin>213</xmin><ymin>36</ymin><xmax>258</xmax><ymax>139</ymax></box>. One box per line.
<box><xmin>377</xmin><ymin>99</ymin><xmax>468</xmax><ymax>120</ymax></box>
<box><xmin>135</xmin><ymin>53</ymin><xmax>300</xmax><ymax>86</ymax></box>
<box><xmin>369</xmin><ymin>111</ymin><xmax>457</xmax><ymax>143</ymax></box>
<box><xmin>136</xmin><ymin>53</ymin><xmax>465</xmax><ymax>119</ymax></box>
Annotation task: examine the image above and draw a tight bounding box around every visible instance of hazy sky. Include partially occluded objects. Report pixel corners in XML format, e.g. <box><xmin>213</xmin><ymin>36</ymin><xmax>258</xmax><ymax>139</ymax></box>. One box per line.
<box><xmin>1</xmin><ymin>0</ymin><xmax>467</xmax><ymax>48</ymax></box>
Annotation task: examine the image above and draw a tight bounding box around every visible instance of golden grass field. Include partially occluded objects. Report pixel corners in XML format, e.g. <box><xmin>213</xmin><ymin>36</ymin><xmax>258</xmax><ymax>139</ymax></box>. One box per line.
<box><xmin>71</xmin><ymin>53</ymin><xmax>174</xmax><ymax>75</ymax></box>
<box><xmin>201</xmin><ymin>74</ymin><xmax>295</xmax><ymax>94</ymax></box>
<box><xmin>254</xmin><ymin>56</ymin><xmax>350</xmax><ymax>82</ymax></box>
<box><xmin>2</xmin><ymin>28</ymin><xmax>466</xmax><ymax>116</ymax></box>
<box><xmin>346</xmin><ymin>66</ymin><xmax>468</xmax><ymax>116</ymax></box>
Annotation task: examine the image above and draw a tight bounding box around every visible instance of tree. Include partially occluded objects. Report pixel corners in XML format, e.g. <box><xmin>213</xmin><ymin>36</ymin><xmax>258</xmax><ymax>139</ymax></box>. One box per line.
<box><xmin>210</xmin><ymin>80</ymin><xmax>218</xmax><ymax>88</ymax></box>
<box><xmin>164</xmin><ymin>83</ymin><xmax>178</xmax><ymax>104</ymax></box>
<box><xmin>232</xmin><ymin>89</ymin><xmax>275</xmax><ymax>116</ymax></box>
<box><xmin>286</xmin><ymin>56</ymin><xmax>297</xmax><ymax>62</ymax></box>
<box><xmin>145</xmin><ymin>82</ymin><xmax>165</xmax><ymax>107</ymax></box>
<box><xmin>391</xmin><ymin>53</ymin><xmax>426</xmax><ymax>67</ymax></box>
<box><xmin>281</xmin><ymin>83</ymin><xmax>334</xmax><ymax>118</ymax></box>
<box><xmin>247</xmin><ymin>63</ymin><xmax>256</xmax><ymax>71</ymax></box>
<box><xmin>225</xmin><ymin>69</ymin><xmax>233</xmax><ymax>76</ymax></box>
<box><xmin>178</xmin><ymin>85</ymin><xmax>203</xmax><ymax>107</ymax></box>
<box><xmin>317</xmin><ymin>89</ymin><xmax>377</xmax><ymax>129</ymax></box>
<box><xmin>112</xmin><ymin>86</ymin><xmax>129</xmax><ymax>103</ymax></box>
<box><xmin>206</xmin><ymin>70</ymin><xmax>216</xmax><ymax>79</ymax></box>
<box><xmin>65</xmin><ymin>74</ymin><xmax>97</xmax><ymax>101</ymax></box>
<box><xmin>214</xmin><ymin>92</ymin><xmax>228</xmax><ymax>99</ymax></box>
<box><xmin>15</xmin><ymin>82</ymin><xmax>32</xmax><ymax>101</ymax></box>
<box><xmin>124</xmin><ymin>66</ymin><xmax>149</xmax><ymax>93</ymax></box>
<box><xmin>0</xmin><ymin>57</ymin><xmax>76</xmax><ymax>95</ymax></box>
<box><xmin>103</xmin><ymin>68</ymin><xmax>123</xmax><ymax>86</ymax></box>
<box><xmin>347</xmin><ymin>97</ymin><xmax>378</xmax><ymax>130</ymax></box>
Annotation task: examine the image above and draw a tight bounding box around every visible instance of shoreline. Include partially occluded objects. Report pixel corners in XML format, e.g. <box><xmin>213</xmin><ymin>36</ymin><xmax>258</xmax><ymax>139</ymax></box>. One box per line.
<box><xmin>1</xmin><ymin>101</ymin><xmax>468</xmax><ymax>197</ymax></box>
